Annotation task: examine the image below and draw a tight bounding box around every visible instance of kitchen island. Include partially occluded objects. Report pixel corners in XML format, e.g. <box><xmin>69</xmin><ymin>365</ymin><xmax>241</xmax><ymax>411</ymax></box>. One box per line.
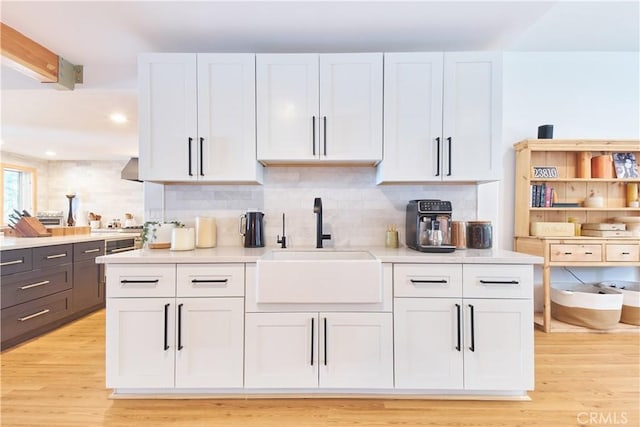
<box><xmin>0</xmin><ymin>232</ymin><xmax>140</xmax><ymax>349</ymax></box>
<box><xmin>98</xmin><ymin>246</ymin><xmax>542</xmax><ymax>399</ymax></box>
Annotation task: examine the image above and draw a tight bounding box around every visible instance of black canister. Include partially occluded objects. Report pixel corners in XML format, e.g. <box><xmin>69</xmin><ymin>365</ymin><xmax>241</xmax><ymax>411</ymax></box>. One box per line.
<box><xmin>467</xmin><ymin>221</ymin><xmax>492</xmax><ymax>249</ymax></box>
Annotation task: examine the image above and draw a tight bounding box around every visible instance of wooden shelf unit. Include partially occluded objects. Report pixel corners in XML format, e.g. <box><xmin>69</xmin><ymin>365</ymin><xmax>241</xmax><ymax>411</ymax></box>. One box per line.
<box><xmin>513</xmin><ymin>139</ymin><xmax>640</xmax><ymax>333</ymax></box>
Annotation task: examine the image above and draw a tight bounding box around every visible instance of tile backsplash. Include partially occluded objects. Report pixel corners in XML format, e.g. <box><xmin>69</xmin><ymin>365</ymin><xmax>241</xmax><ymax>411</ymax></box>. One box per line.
<box><xmin>155</xmin><ymin>166</ymin><xmax>478</xmax><ymax>247</ymax></box>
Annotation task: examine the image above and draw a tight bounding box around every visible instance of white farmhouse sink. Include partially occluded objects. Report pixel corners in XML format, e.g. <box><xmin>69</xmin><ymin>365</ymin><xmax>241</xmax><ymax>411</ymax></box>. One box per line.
<box><xmin>256</xmin><ymin>250</ymin><xmax>382</xmax><ymax>304</ymax></box>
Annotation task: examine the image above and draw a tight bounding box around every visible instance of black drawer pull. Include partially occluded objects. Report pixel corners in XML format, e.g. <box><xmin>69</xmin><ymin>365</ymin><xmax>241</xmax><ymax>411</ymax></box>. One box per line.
<box><xmin>622</xmin><ymin>252</ymin><xmax>630</xmax><ymax>255</ymax></box>
<box><xmin>0</xmin><ymin>259</ymin><xmax>23</xmax><ymax>267</ymax></box>
<box><xmin>563</xmin><ymin>252</ymin><xmax>573</xmax><ymax>255</ymax></box>
<box><xmin>19</xmin><ymin>309</ymin><xmax>50</xmax><ymax>322</ymax></box>
<box><xmin>584</xmin><ymin>252</ymin><xmax>593</xmax><ymax>255</ymax></box>
<box><xmin>191</xmin><ymin>279</ymin><xmax>228</xmax><ymax>284</ymax></box>
<box><xmin>163</xmin><ymin>303</ymin><xmax>170</xmax><ymax>351</ymax></box>
<box><xmin>46</xmin><ymin>253</ymin><xmax>67</xmax><ymax>259</ymax></box>
<box><xmin>120</xmin><ymin>279</ymin><xmax>160</xmax><ymax>284</ymax></box>
<box><xmin>455</xmin><ymin>304</ymin><xmax>461</xmax><ymax>352</ymax></box>
<box><xmin>410</xmin><ymin>279</ymin><xmax>448</xmax><ymax>284</ymax></box>
<box><xmin>20</xmin><ymin>280</ymin><xmax>50</xmax><ymax>290</ymax></box>
<box><xmin>479</xmin><ymin>280</ymin><xmax>519</xmax><ymax>285</ymax></box>
<box><xmin>468</xmin><ymin>304</ymin><xmax>475</xmax><ymax>352</ymax></box>
<box><xmin>178</xmin><ymin>303</ymin><xmax>184</xmax><ymax>350</ymax></box>
<box><xmin>83</xmin><ymin>248</ymin><xmax>101</xmax><ymax>254</ymax></box>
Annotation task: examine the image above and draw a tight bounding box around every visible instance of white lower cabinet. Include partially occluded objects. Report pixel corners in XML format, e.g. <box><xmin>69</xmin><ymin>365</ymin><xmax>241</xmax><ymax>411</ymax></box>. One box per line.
<box><xmin>244</xmin><ymin>312</ymin><xmax>393</xmax><ymax>389</ymax></box>
<box><xmin>393</xmin><ymin>263</ymin><xmax>534</xmax><ymax>392</ymax></box>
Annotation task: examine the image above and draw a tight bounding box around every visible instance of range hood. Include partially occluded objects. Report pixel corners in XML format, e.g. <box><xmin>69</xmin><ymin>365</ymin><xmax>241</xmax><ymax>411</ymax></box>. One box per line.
<box><xmin>121</xmin><ymin>157</ymin><xmax>141</xmax><ymax>182</ymax></box>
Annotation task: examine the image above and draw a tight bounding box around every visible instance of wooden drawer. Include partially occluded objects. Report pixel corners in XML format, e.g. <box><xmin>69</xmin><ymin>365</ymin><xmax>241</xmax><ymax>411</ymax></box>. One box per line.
<box><xmin>33</xmin><ymin>244</ymin><xmax>73</xmax><ymax>268</ymax></box>
<box><xmin>1</xmin><ymin>264</ymin><xmax>73</xmax><ymax>309</ymax></box>
<box><xmin>605</xmin><ymin>244</ymin><xmax>640</xmax><ymax>262</ymax></box>
<box><xmin>550</xmin><ymin>244</ymin><xmax>602</xmax><ymax>263</ymax></box>
<box><xmin>1</xmin><ymin>290</ymin><xmax>72</xmax><ymax>344</ymax></box>
<box><xmin>176</xmin><ymin>264</ymin><xmax>244</xmax><ymax>297</ymax></box>
<box><xmin>393</xmin><ymin>264</ymin><xmax>462</xmax><ymax>297</ymax></box>
<box><xmin>0</xmin><ymin>248</ymin><xmax>33</xmax><ymax>276</ymax></box>
<box><xmin>106</xmin><ymin>264</ymin><xmax>175</xmax><ymax>298</ymax></box>
<box><xmin>74</xmin><ymin>240</ymin><xmax>105</xmax><ymax>262</ymax></box>
<box><xmin>463</xmin><ymin>264</ymin><xmax>533</xmax><ymax>299</ymax></box>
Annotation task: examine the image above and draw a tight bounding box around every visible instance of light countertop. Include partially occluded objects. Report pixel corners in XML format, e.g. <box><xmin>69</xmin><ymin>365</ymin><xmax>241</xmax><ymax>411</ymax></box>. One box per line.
<box><xmin>0</xmin><ymin>232</ymin><xmax>140</xmax><ymax>250</ymax></box>
<box><xmin>95</xmin><ymin>246</ymin><xmax>543</xmax><ymax>265</ymax></box>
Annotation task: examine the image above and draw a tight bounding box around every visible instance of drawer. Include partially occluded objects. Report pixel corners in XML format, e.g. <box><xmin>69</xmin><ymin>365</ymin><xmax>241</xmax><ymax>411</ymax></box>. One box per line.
<box><xmin>0</xmin><ymin>249</ymin><xmax>33</xmax><ymax>276</ymax></box>
<box><xmin>606</xmin><ymin>244</ymin><xmax>640</xmax><ymax>262</ymax></box>
<box><xmin>74</xmin><ymin>240</ymin><xmax>105</xmax><ymax>262</ymax></box>
<box><xmin>1</xmin><ymin>264</ymin><xmax>73</xmax><ymax>309</ymax></box>
<box><xmin>1</xmin><ymin>290</ymin><xmax>72</xmax><ymax>343</ymax></box>
<box><xmin>550</xmin><ymin>244</ymin><xmax>602</xmax><ymax>263</ymax></box>
<box><xmin>33</xmin><ymin>244</ymin><xmax>73</xmax><ymax>268</ymax></box>
<box><xmin>106</xmin><ymin>264</ymin><xmax>175</xmax><ymax>298</ymax></box>
<box><xmin>177</xmin><ymin>264</ymin><xmax>244</xmax><ymax>297</ymax></box>
<box><xmin>393</xmin><ymin>264</ymin><xmax>462</xmax><ymax>297</ymax></box>
<box><xmin>463</xmin><ymin>264</ymin><xmax>533</xmax><ymax>299</ymax></box>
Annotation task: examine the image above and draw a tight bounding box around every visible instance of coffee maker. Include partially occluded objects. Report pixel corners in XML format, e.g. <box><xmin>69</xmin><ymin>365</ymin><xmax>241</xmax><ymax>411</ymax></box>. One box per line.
<box><xmin>239</xmin><ymin>210</ymin><xmax>265</xmax><ymax>248</ymax></box>
<box><xmin>406</xmin><ymin>200</ymin><xmax>455</xmax><ymax>253</ymax></box>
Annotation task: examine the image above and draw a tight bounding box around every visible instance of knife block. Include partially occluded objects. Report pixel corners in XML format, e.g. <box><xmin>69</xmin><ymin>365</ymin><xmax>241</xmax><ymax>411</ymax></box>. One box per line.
<box><xmin>14</xmin><ymin>217</ymin><xmax>52</xmax><ymax>237</ymax></box>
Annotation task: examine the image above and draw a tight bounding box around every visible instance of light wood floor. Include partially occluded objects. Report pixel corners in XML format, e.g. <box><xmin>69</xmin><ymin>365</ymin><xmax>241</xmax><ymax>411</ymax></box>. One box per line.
<box><xmin>1</xmin><ymin>310</ymin><xmax>639</xmax><ymax>427</ymax></box>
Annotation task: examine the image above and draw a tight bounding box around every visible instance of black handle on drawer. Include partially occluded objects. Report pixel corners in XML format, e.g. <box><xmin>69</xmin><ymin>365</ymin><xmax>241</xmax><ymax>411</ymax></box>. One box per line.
<box><xmin>564</xmin><ymin>252</ymin><xmax>573</xmax><ymax>255</ymax></box>
<box><xmin>120</xmin><ymin>279</ymin><xmax>160</xmax><ymax>284</ymax></box>
<box><xmin>188</xmin><ymin>137</ymin><xmax>193</xmax><ymax>176</ymax></box>
<box><xmin>310</xmin><ymin>317</ymin><xmax>315</xmax><ymax>366</ymax></box>
<box><xmin>479</xmin><ymin>280</ymin><xmax>519</xmax><ymax>285</ymax></box>
<box><xmin>447</xmin><ymin>137</ymin><xmax>452</xmax><ymax>176</ymax></box>
<box><xmin>323</xmin><ymin>317</ymin><xmax>327</xmax><ymax>366</ymax></box>
<box><xmin>163</xmin><ymin>303</ymin><xmax>170</xmax><ymax>351</ymax></box>
<box><xmin>435</xmin><ymin>137</ymin><xmax>441</xmax><ymax>177</ymax></box>
<box><xmin>468</xmin><ymin>304</ymin><xmax>475</xmax><ymax>352</ymax></box>
<box><xmin>455</xmin><ymin>304</ymin><xmax>461</xmax><ymax>352</ymax></box>
<box><xmin>191</xmin><ymin>279</ymin><xmax>228</xmax><ymax>284</ymax></box>
<box><xmin>622</xmin><ymin>252</ymin><xmax>630</xmax><ymax>255</ymax></box>
<box><xmin>199</xmin><ymin>137</ymin><xmax>204</xmax><ymax>176</ymax></box>
<box><xmin>312</xmin><ymin>116</ymin><xmax>316</xmax><ymax>156</ymax></box>
<box><xmin>584</xmin><ymin>252</ymin><xmax>593</xmax><ymax>255</ymax></box>
<box><xmin>178</xmin><ymin>303</ymin><xmax>183</xmax><ymax>350</ymax></box>
<box><xmin>410</xmin><ymin>279</ymin><xmax>448</xmax><ymax>284</ymax></box>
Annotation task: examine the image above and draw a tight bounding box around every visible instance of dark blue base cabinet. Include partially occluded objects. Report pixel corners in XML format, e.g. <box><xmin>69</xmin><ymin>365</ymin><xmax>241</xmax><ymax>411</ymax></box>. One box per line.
<box><xmin>0</xmin><ymin>240</ymin><xmax>105</xmax><ymax>350</ymax></box>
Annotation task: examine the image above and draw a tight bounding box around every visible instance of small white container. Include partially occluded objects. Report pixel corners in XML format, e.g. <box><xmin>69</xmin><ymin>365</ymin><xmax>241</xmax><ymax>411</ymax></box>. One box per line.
<box><xmin>195</xmin><ymin>217</ymin><xmax>217</xmax><ymax>248</ymax></box>
<box><xmin>171</xmin><ymin>228</ymin><xmax>195</xmax><ymax>251</ymax></box>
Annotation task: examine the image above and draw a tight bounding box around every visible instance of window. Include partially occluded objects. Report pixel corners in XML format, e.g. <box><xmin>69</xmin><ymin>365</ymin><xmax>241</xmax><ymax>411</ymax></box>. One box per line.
<box><xmin>1</xmin><ymin>163</ymin><xmax>37</xmax><ymax>225</ymax></box>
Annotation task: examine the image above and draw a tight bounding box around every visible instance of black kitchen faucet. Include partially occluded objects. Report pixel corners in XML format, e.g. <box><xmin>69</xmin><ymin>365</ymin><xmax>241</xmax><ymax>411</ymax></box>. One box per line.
<box><xmin>313</xmin><ymin>197</ymin><xmax>331</xmax><ymax>248</ymax></box>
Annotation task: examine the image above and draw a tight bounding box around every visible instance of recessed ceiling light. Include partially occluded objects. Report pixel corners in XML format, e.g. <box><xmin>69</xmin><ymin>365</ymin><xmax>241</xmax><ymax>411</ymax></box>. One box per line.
<box><xmin>45</xmin><ymin>150</ymin><xmax>56</xmax><ymax>156</ymax></box>
<box><xmin>110</xmin><ymin>113</ymin><xmax>128</xmax><ymax>124</ymax></box>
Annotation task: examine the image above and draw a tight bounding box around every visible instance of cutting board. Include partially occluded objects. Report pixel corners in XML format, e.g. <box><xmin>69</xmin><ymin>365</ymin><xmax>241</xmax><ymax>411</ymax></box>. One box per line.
<box><xmin>46</xmin><ymin>226</ymin><xmax>91</xmax><ymax>236</ymax></box>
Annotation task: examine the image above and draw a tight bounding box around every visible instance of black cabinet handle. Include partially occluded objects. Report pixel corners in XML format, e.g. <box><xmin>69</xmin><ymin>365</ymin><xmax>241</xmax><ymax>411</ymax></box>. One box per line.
<box><xmin>312</xmin><ymin>116</ymin><xmax>316</xmax><ymax>156</ymax></box>
<box><xmin>310</xmin><ymin>317</ymin><xmax>315</xmax><ymax>366</ymax></box>
<box><xmin>564</xmin><ymin>252</ymin><xmax>573</xmax><ymax>255</ymax></box>
<box><xmin>163</xmin><ymin>303</ymin><xmax>170</xmax><ymax>351</ymax></box>
<box><xmin>622</xmin><ymin>252</ymin><xmax>630</xmax><ymax>255</ymax></box>
<box><xmin>479</xmin><ymin>280</ymin><xmax>519</xmax><ymax>285</ymax></box>
<box><xmin>120</xmin><ymin>279</ymin><xmax>160</xmax><ymax>284</ymax></box>
<box><xmin>199</xmin><ymin>137</ymin><xmax>204</xmax><ymax>176</ymax></box>
<box><xmin>585</xmin><ymin>252</ymin><xmax>593</xmax><ymax>255</ymax></box>
<box><xmin>447</xmin><ymin>137</ymin><xmax>452</xmax><ymax>176</ymax></box>
<box><xmin>410</xmin><ymin>279</ymin><xmax>447</xmax><ymax>284</ymax></box>
<box><xmin>188</xmin><ymin>137</ymin><xmax>193</xmax><ymax>176</ymax></box>
<box><xmin>455</xmin><ymin>304</ymin><xmax>461</xmax><ymax>352</ymax></box>
<box><xmin>191</xmin><ymin>279</ymin><xmax>228</xmax><ymax>284</ymax></box>
<box><xmin>468</xmin><ymin>304</ymin><xmax>475</xmax><ymax>352</ymax></box>
<box><xmin>435</xmin><ymin>137</ymin><xmax>441</xmax><ymax>177</ymax></box>
<box><xmin>323</xmin><ymin>116</ymin><xmax>327</xmax><ymax>156</ymax></box>
<box><xmin>178</xmin><ymin>303</ymin><xmax>183</xmax><ymax>350</ymax></box>
<box><xmin>323</xmin><ymin>317</ymin><xmax>327</xmax><ymax>366</ymax></box>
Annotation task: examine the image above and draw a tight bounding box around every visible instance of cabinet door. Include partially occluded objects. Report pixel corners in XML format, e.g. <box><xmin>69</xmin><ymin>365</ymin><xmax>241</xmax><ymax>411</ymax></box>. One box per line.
<box><xmin>442</xmin><ymin>52</ymin><xmax>502</xmax><ymax>182</ymax></box>
<box><xmin>72</xmin><ymin>260</ymin><xmax>103</xmax><ymax>313</ymax></box>
<box><xmin>197</xmin><ymin>54</ymin><xmax>262</xmax><ymax>182</ymax></box>
<box><xmin>256</xmin><ymin>54</ymin><xmax>319</xmax><ymax>162</ymax></box>
<box><xmin>463</xmin><ymin>299</ymin><xmax>534</xmax><ymax>391</ymax></box>
<box><xmin>394</xmin><ymin>298</ymin><xmax>464</xmax><ymax>389</ymax></box>
<box><xmin>319</xmin><ymin>53</ymin><xmax>383</xmax><ymax>162</ymax></box>
<box><xmin>244</xmin><ymin>312</ymin><xmax>318</xmax><ymax>388</ymax></box>
<box><xmin>377</xmin><ymin>52</ymin><xmax>443</xmax><ymax>183</ymax></box>
<box><xmin>319</xmin><ymin>312</ymin><xmax>393</xmax><ymax>389</ymax></box>
<box><xmin>106</xmin><ymin>298</ymin><xmax>175</xmax><ymax>388</ymax></box>
<box><xmin>175</xmin><ymin>298</ymin><xmax>244</xmax><ymax>388</ymax></box>
<box><xmin>138</xmin><ymin>53</ymin><xmax>198</xmax><ymax>181</ymax></box>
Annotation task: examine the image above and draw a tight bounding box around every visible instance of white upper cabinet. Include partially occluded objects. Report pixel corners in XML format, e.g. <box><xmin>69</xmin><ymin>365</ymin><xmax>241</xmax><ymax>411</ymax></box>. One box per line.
<box><xmin>377</xmin><ymin>52</ymin><xmax>502</xmax><ymax>183</ymax></box>
<box><xmin>256</xmin><ymin>53</ymin><xmax>383</xmax><ymax>164</ymax></box>
<box><xmin>138</xmin><ymin>53</ymin><xmax>263</xmax><ymax>183</ymax></box>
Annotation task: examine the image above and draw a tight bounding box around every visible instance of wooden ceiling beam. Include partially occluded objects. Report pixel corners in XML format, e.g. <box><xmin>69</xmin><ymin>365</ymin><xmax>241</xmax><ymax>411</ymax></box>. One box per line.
<box><xmin>1</xmin><ymin>22</ymin><xmax>59</xmax><ymax>82</ymax></box>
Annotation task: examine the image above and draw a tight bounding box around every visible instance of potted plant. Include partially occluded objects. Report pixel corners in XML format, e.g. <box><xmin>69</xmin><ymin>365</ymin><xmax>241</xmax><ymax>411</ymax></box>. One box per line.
<box><xmin>141</xmin><ymin>220</ymin><xmax>184</xmax><ymax>248</ymax></box>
